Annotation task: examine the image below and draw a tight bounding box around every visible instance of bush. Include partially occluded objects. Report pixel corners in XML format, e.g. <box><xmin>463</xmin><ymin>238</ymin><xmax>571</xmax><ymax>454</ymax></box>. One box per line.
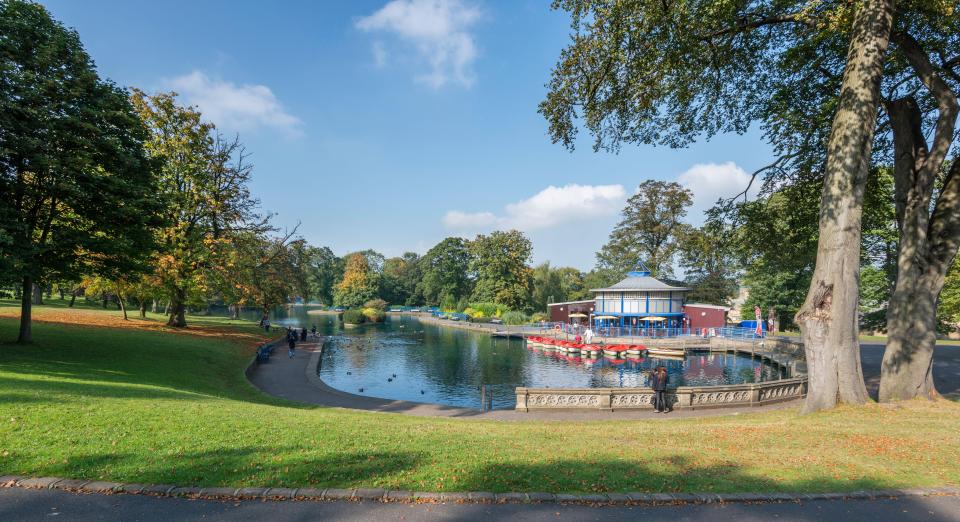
<box><xmin>341</xmin><ymin>309</ymin><xmax>365</xmax><ymax>325</ymax></box>
<box><xmin>469</xmin><ymin>302</ymin><xmax>507</xmax><ymax>318</ymax></box>
<box><xmin>362</xmin><ymin>307</ymin><xmax>386</xmax><ymax>323</ymax></box>
<box><xmin>363</xmin><ymin>299</ymin><xmax>388</xmax><ymax>311</ymax></box>
<box><xmin>469</xmin><ymin>316</ymin><xmax>493</xmax><ymax>324</ymax></box>
<box><xmin>440</xmin><ymin>294</ymin><xmax>457</xmax><ymax>312</ymax></box>
<box><xmin>501</xmin><ymin>310</ymin><xmax>528</xmax><ymax>325</ymax></box>
<box><xmin>529</xmin><ymin>312</ymin><xmax>548</xmax><ymax>323</ymax></box>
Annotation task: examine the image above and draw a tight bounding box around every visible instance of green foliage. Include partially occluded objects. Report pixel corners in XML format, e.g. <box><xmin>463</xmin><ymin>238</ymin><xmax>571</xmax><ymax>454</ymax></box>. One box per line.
<box><xmin>859</xmin><ymin>266</ymin><xmax>890</xmax><ymax>313</ymax></box>
<box><xmin>0</xmin><ymin>0</ymin><xmax>161</xmax><ymax>340</ymax></box>
<box><xmin>439</xmin><ymin>293</ymin><xmax>458</xmax><ymax>312</ymax></box>
<box><xmin>596</xmin><ymin>181</ymin><xmax>692</xmax><ymax>279</ymax></box>
<box><xmin>363</xmin><ymin>299</ymin><xmax>388</xmax><ymax>311</ymax></box>
<box><xmin>529</xmin><ymin>312</ymin><xmax>548</xmax><ymax>323</ymax></box>
<box><xmin>361</xmin><ymin>307</ymin><xmax>385</xmax><ymax>323</ymax></box>
<box><xmin>939</xmin><ymin>257</ymin><xmax>960</xmax><ymax>331</ymax></box>
<box><xmin>341</xmin><ymin>308</ymin><xmax>365</xmax><ymax>325</ymax></box>
<box><xmin>500</xmin><ymin>310</ymin><xmax>528</xmax><ymax>326</ymax></box>
<box><xmin>302</xmin><ymin>246</ymin><xmax>341</xmax><ymax>306</ymax></box>
<box><xmin>381</xmin><ymin>253</ymin><xmax>421</xmax><ymax>306</ymax></box>
<box><xmin>466</xmin><ymin>302</ymin><xmax>506</xmax><ymax>318</ymax></box>
<box><xmin>733</xmin><ymin>181</ymin><xmax>820</xmax><ymax>329</ymax></box>
<box><xmin>418</xmin><ymin>237</ymin><xmax>473</xmax><ymax>306</ymax></box>
<box><xmin>334</xmin><ymin>254</ymin><xmax>379</xmax><ymax>309</ymax></box>
<box><xmin>470</xmin><ymin>230</ymin><xmax>533</xmax><ymax>311</ymax></box>
<box><xmin>679</xmin><ymin>221</ymin><xmax>739</xmax><ymax>306</ymax></box>
<box><xmin>531</xmin><ymin>262</ymin><xmax>564</xmax><ymax>312</ymax></box>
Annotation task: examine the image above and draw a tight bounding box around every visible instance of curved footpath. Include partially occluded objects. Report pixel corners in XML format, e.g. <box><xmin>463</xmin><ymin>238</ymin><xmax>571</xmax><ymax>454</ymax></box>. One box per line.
<box><xmin>247</xmin><ymin>338</ymin><xmax>800</xmax><ymax>420</ymax></box>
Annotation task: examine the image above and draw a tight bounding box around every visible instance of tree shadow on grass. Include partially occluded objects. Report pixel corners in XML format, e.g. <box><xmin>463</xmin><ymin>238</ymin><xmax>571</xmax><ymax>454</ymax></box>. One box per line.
<box><xmin>0</xmin><ymin>319</ymin><xmax>307</xmax><ymax>409</ymax></box>
<box><xmin>455</xmin><ymin>456</ymin><xmax>915</xmax><ymax>495</ymax></box>
<box><xmin>5</xmin><ymin>449</ymin><xmax>938</xmax><ymax>498</ymax></box>
<box><xmin>6</xmin><ymin>447</ymin><xmax>423</xmax><ymax>490</ymax></box>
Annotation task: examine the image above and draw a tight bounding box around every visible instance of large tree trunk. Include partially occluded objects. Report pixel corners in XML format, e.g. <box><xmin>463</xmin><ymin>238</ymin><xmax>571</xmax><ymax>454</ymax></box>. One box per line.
<box><xmin>880</xmin><ymin>47</ymin><xmax>960</xmax><ymax>400</ymax></box>
<box><xmin>139</xmin><ymin>300</ymin><xmax>147</xmax><ymax>319</ymax></box>
<box><xmin>18</xmin><ymin>276</ymin><xmax>33</xmax><ymax>344</ymax></box>
<box><xmin>68</xmin><ymin>292</ymin><xmax>76</xmax><ymax>308</ymax></box>
<box><xmin>166</xmin><ymin>287</ymin><xmax>187</xmax><ymax>327</ymax></box>
<box><xmin>795</xmin><ymin>0</ymin><xmax>893</xmax><ymax>413</ymax></box>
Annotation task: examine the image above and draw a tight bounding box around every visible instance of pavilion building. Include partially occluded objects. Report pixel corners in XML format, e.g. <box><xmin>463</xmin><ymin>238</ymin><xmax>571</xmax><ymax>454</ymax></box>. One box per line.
<box><xmin>547</xmin><ymin>267</ymin><xmax>731</xmax><ymax>332</ymax></box>
<box><xmin>590</xmin><ymin>268</ymin><xmax>690</xmax><ymax>329</ymax></box>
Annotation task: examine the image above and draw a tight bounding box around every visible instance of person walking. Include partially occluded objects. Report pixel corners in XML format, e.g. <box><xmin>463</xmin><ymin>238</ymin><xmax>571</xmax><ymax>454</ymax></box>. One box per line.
<box><xmin>288</xmin><ymin>335</ymin><xmax>296</xmax><ymax>358</ymax></box>
<box><xmin>300</xmin><ymin>327</ymin><xmax>307</xmax><ymax>342</ymax></box>
<box><xmin>263</xmin><ymin>319</ymin><xmax>271</xmax><ymax>333</ymax></box>
<box><xmin>651</xmin><ymin>366</ymin><xmax>669</xmax><ymax>413</ymax></box>
<box><xmin>311</xmin><ymin>324</ymin><xmax>317</xmax><ymax>338</ymax></box>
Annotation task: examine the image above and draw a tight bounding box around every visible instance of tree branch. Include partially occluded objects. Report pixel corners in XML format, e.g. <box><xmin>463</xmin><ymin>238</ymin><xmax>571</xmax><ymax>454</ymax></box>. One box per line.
<box><xmin>893</xmin><ymin>31</ymin><xmax>959</xmax><ymax>176</ymax></box>
<box><xmin>928</xmin><ymin>159</ymin><xmax>960</xmax><ymax>275</ymax></box>
<box><xmin>704</xmin><ymin>12</ymin><xmax>813</xmax><ymax>40</ymax></box>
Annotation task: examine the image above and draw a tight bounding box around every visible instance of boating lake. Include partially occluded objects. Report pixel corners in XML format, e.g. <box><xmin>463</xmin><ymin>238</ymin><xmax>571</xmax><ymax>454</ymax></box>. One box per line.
<box><xmin>265</xmin><ymin>309</ymin><xmax>786</xmax><ymax>410</ymax></box>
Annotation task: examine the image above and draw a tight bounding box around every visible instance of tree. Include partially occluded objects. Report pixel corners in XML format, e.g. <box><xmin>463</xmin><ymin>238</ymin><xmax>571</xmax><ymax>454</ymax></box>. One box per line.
<box><xmin>381</xmin><ymin>253</ymin><xmax>421</xmax><ymax>305</ymax></box>
<box><xmin>470</xmin><ymin>230</ymin><xmax>533</xmax><ymax>311</ymax></box>
<box><xmin>304</xmin><ymin>246</ymin><xmax>341</xmax><ymax>306</ymax></box>
<box><xmin>557</xmin><ymin>266</ymin><xmax>590</xmax><ymax>301</ymax></box>
<box><xmin>531</xmin><ymin>262</ymin><xmax>565</xmax><ymax>312</ymax></box>
<box><xmin>679</xmin><ymin>222</ymin><xmax>739</xmax><ymax>306</ymax></box>
<box><xmin>541</xmin><ymin>0</ymin><xmax>895</xmax><ymax>412</ymax></box>
<box><xmin>0</xmin><ymin>0</ymin><xmax>160</xmax><ymax>342</ymax></box>
<box><xmin>729</xmin><ymin>181</ymin><xmax>820</xmax><ymax>331</ymax></box>
<box><xmin>334</xmin><ymin>253</ymin><xmax>379</xmax><ymax>308</ymax></box>
<box><xmin>418</xmin><ymin>237</ymin><xmax>473</xmax><ymax>306</ymax></box>
<box><xmin>879</xmin><ymin>22</ymin><xmax>960</xmax><ymax>401</ymax></box>
<box><xmin>596</xmin><ymin>181</ymin><xmax>692</xmax><ymax>280</ymax></box>
<box><xmin>130</xmin><ymin>90</ymin><xmax>213</xmax><ymax>327</ymax></box>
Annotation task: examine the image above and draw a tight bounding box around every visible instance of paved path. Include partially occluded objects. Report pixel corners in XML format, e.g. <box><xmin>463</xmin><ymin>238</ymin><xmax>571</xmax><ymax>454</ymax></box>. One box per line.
<box><xmin>3</xmin><ymin>488</ymin><xmax>959</xmax><ymax>521</ymax></box>
<box><xmin>248</xmin><ymin>340</ymin><xmax>799</xmax><ymax>420</ymax></box>
<box><xmin>860</xmin><ymin>343</ymin><xmax>960</xmax><ymax>400</ymax></box>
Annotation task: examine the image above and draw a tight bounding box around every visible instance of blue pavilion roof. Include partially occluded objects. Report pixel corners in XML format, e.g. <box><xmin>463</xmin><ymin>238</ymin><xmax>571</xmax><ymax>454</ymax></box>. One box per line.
<box><xmin>591</xmin><ymin>274</ymin><xmax>689</xmax><ymax>293</ymax></box>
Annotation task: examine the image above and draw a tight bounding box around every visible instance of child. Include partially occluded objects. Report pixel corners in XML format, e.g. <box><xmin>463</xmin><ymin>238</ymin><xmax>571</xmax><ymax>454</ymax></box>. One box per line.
<box><xmin>288</xmin><ymin>336</ymin><xmax>296</xmax><ymax>358</ymax></box>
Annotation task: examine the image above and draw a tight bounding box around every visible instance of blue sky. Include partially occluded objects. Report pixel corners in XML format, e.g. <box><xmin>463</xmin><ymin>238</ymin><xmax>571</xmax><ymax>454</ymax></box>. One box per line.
<box><xmin>41</xmin><ymin>0</ymin><xmax>772</xmax><ymax>270</ymax></box>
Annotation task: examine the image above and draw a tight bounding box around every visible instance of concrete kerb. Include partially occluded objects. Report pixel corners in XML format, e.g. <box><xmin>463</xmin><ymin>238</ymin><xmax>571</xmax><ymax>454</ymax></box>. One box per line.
<box><xmin>2</xmin><ymin>476</ymin><xmax>957</xmax><ymax>506</ymax></box>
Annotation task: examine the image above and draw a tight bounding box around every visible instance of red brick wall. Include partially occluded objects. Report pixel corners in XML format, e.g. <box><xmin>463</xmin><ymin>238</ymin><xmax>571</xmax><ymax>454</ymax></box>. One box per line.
<box><xmin>683</xmin><ymin>305</ymin><xmax>728</xmax><ymax>330</ymax></box>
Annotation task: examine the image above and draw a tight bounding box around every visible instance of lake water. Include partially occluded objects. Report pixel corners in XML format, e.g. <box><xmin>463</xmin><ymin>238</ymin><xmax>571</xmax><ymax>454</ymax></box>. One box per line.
<box><xmin>266</xmin><ymin>308</ymin><xmax>786</xmax><ymax>410</ymax></box>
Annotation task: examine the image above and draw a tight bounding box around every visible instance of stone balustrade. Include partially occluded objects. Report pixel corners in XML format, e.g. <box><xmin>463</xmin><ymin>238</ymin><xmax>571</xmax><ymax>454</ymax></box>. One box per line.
<box><xmin>515</xmin><ymin>377</ymin><xmax>807</xmax><ymax>412</ymax></box>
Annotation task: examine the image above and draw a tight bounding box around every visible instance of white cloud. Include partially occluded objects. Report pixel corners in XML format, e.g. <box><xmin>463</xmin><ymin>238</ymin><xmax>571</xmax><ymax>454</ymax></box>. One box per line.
<box><xmin>442</xmin><ymin>210</ymin><xmax>497</xmax><ymax>229</ymax></box>
<box><xmin>443</xmin><ymin>184</ymin><xmax>627</xmax><ymax>233</ymax></box>
<box><xmin>677</xmin><ymin>162</ymin><xmax>756</xmax><ymax>222</ymax></box>
<box><xmin>164</xmin><ymin>71</ymin><xmax>302</xmax><ymax>133</ymax></box>
<box><xmin>356</xmin><ymin>0</ymin><xmax>481</xmax><ymax>88</ymax></box>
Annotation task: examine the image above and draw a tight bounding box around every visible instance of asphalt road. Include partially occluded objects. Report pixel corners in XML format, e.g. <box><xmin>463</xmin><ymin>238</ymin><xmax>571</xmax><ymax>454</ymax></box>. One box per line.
<box><xmin>2</xmin><ymin>488</ymin><xmax>959</xmax><ymax>522</ymax></box>
<box><xmin>860</xmin><ymin>343</ymin><xmax>960</xmax><ymax>400</ymax></box>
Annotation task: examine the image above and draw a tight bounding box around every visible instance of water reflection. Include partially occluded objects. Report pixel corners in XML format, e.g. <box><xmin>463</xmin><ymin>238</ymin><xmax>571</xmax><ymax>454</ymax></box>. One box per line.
<box><xmin>254</xmin><ymin>308</ymin><xmax>786</xmax><ymax>410</ymax></box>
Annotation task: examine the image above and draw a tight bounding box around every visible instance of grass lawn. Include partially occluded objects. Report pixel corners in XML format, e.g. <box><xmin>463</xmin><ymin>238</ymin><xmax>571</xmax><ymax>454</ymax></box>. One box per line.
<box><xmin>0</xmin><ymin>302</ymin><xmax>958</xmax><ymax>494</ymax></box>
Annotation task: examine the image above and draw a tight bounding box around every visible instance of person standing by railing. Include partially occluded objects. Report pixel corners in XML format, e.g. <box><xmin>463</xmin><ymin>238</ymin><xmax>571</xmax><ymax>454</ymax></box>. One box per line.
<box><xmin>651</xmin><ymin>366</ymin><xmax>669</xmax><ymax>413</ymax></box>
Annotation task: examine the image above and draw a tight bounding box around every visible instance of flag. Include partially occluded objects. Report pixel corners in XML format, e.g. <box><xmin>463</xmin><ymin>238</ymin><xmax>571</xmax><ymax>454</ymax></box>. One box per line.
<box><xmin>754</xmin><ymin>306</ymin><xmax>763</xmax><ymax>336</ymax></box>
